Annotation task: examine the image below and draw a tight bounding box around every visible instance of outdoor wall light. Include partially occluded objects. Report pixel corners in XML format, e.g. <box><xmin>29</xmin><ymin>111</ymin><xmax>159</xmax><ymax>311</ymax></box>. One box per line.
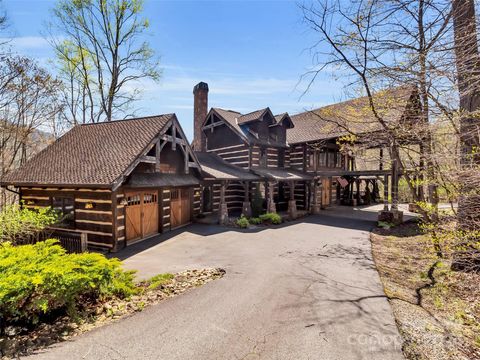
<box><xmin>85</xmin><ymin>202</ymin><xmax>95</xmax><ymax>209</ymax></box>
<box><xmin>120</xmin><ymin>198</ymin><xmax>128</xmax><ymax>206</ymax></box>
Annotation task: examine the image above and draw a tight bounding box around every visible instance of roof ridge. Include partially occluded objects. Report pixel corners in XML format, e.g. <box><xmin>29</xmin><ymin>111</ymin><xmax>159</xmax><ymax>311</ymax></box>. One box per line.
<box><xmin>240</xmin><ymin>107</ymin><xmax>268</xmax><ymax>117</ymax></box>
<box><xmin>213</xmin><ymin>107</ymin><xmax>241</xmax><ymax>114</ymax></box>
<box><xmin>80</xmin><ymin>113</ymin><xmax>174</xmax><ymax>126</ymax></box>
<box><xmin>292</xmin><ymin>85</ymin><xmax>414</xmax><ymax>118</ymax></box>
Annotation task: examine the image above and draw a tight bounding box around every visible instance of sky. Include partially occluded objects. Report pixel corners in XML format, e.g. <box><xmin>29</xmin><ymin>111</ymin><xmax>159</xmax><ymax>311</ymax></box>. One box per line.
<box><xmin>3</xmin><ymin>0</ymin><xmax>346</xmax><ymax>140</ymax></box>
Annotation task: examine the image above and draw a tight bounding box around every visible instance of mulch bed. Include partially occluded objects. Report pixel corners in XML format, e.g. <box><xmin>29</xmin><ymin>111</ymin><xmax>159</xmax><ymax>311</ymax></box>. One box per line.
<box><xmin>371</xmin><ymin>222</ymin><xmax>480</xmax><ymax>360</ymax></box>
<box><xmin>0</xmin><ymin>268</ymin><xmax>225</xmax><ymax>359</ymax></box>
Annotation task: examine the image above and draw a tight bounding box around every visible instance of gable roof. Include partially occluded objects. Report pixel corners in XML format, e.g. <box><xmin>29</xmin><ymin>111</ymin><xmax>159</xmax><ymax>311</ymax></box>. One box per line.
<box><xmin>237</xmin><ymin>108</ymin><xmax>269</xmax><ymax>124</ymax></box>
<box><xmin>287</xmin><ymin>86</ymin><xmax>417</xmax><ymax>144</ymax></box>
<box><xmin>1</xmin><ymin>114</ymin><xmax>175</xmax><ymax>188</ymax></box>
<box><xmin>209</xmin><ymin>107</ymin><xmax>289</xmax><ymax>148</ymax></box>
<box><xmin>273</xmin><ymin>113</ymin><xmax>294</xmax><ymax>129</ymax></box>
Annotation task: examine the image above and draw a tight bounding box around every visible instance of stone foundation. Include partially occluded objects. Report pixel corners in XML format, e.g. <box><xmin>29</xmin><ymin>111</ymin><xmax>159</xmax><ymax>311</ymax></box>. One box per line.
<box><xmin>219</xmin><ymin>203</ymin><xmax>229</xmax><ymax>225</ymax></box>
<box><xmin>242</xmin><ymin>201</ymin><xmax>252</xmax><ymax>218</ymax></box>
<box><xmin>288</xmin><ymin>200</ymin><xmax>298</xmax><ymax>220</ymax></box>
<box><xmin>378</xmin><ymin>209</ymin><xmax>404</xmax><ymax>225</ymax></box>
<box><xmin>310</xmin><ymin>203</ymin><xmax>321</xmax><ymax>214</ymax></box>
<box><xmin>267</xmin><ymin>199</ymin><xmax>276</xmax><ymax>214</ymax></box>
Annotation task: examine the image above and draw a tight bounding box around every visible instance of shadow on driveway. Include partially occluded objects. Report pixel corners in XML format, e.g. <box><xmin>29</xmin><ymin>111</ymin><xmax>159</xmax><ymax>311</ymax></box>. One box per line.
<box><xmin>113</xmin><ymin>209</ymin><xmax>377</xmax><ymax>261</ymax></box>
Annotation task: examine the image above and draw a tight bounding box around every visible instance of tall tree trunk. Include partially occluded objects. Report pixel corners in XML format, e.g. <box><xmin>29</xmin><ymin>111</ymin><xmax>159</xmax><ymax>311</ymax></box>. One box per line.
<box><xmin>452</xmin><ymin>0</ymin><xmax>480</xmax><ymax>162</ymax></box>
<box><xmin>451</xmin><ymin>0</ymin><xmax>480</xmax><ymax>271</ymax></box>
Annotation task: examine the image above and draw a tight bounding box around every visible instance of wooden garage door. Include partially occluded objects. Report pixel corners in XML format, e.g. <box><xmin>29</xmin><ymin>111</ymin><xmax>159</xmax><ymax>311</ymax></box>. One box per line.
<box><xmin>125</xmin><ymin>192</ymin><xmax>158</xmax><ymax>242</ymax></box>
<box><xmin>170</xmin><ymin>188</ymin><xmax>191</xmax><ymax>229</ymax></box>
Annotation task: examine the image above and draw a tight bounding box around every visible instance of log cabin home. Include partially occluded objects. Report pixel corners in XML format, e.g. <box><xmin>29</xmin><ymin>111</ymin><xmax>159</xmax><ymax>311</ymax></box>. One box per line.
<box><xmin>0</xmin><ymin>114</ymin><xmax>202</xmax><ymax>251</ymax></box>
<box><xmin>1</xmin><ymin>82</ymin><xmax>420</xmax><ymax>251</ymax></box>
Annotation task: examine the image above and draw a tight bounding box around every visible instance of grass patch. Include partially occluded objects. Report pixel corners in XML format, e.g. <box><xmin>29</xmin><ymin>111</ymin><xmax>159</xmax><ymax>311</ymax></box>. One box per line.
<box><xmin>146</xmin><ymin>273</ymin><xmax>174</xmax><ymax>290</ymax></box>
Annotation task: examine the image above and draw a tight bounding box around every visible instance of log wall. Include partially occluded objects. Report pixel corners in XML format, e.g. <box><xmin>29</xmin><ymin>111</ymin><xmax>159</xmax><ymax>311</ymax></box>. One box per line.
<box><xmin>20</xmin><ymin>187</ymin><xmax>115</xmax><ymax>248</ymax></box>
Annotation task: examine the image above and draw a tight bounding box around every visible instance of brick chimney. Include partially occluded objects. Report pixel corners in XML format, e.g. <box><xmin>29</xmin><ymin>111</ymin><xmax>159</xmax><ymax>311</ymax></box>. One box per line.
<box><xmin>193</xmin><ymin>82</ymin><xmax>209</xmax><ymax>151</ymax></box>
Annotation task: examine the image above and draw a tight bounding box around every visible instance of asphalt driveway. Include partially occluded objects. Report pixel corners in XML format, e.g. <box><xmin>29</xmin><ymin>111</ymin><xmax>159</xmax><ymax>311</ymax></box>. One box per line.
<box><xmin>29</xmin><ymin>211</ymin><xmax>404</xmax><ymax>360</ymax></box>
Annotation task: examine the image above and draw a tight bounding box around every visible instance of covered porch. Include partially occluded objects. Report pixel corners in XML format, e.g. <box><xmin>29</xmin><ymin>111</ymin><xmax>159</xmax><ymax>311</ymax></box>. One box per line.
<box><xmin>250</xmin><ymin>167</ymin><xmax>316</xmax><ymax>220</ymax></box>
<box><xmin>316</xmin><ymin>169</ymin><xmax>404</xmax><ymax>223</ymax></box>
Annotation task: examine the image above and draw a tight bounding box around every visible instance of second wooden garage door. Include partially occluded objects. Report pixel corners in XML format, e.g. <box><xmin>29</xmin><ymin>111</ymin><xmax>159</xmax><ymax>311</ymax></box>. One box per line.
<box><xmin>170</xmin><ymin>188</ymin><xmax>191</xmax><ymax>229</ymax></box>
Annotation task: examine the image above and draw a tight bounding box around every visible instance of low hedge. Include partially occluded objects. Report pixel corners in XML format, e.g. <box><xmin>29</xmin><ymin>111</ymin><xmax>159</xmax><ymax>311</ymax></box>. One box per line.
<box><xmin>236</xmin><ymin>216</ymin><xmax>250</xmax><ymax>228</ymax></box>
<box><xmin>0</xmin><ymin>240</ymin><xmax>137</xmax><ymax>328</ymax></box>
<box><xmin>259</xmin><ymin>213</ymin><xmax>282</xmax><ymax>225</ymax></box>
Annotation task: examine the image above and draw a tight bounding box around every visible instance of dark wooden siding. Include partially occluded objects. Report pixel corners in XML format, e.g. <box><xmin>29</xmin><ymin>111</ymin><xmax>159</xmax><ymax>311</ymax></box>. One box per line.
<box><xmin>208</xmin><ymin>143</ymin><xmax>250</xmax><ymax>169</ymax></box>
<box><xmin>288</xmin><ymin>144</ymin><xmax>305</xmax><ymax>171</ymax></box>
<box><xmin>193</xmin><ymin>186</ymin><xmax>201</xmax><ymax>216</ymax></box>
<box><xmin>161</xmin><ymin>188</ymin><xmax>171</xmax><ymax>231</ymax></box>
<box><xmin>20</xmin><ymin>187</ymin><xmax>114</xmax><ymax>248</ymax></box>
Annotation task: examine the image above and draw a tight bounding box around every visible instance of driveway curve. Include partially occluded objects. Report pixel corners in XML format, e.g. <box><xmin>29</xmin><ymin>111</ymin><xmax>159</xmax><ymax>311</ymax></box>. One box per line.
<box><xmin>29</xmin><ymin>213</ymin><xmax>404</xmax><ymax>360</ymax></box>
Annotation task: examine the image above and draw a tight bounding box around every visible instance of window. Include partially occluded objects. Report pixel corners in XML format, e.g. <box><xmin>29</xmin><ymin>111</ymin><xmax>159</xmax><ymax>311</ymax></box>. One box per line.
<box><xmin>328</xmin><ymin>150</ymin><xmax>336</xmax><ymax>167</ymax></box>
<box><xmin>51</xmin><ymin>196</ymin><xmax>75</xmax><ymax>228</ymax></box>
<box><xmin>318</xmin><ymin>151</ymin><xmax>327</xmax><ymax>167</ymax></box>
<box><xmin>308</xmin><ymin>152</ymin><xmax>315</xmax><ymax>169</ymax></box>
<box><xmin>336</xmin><ymin>152</ymin><xmax>343</xmax><ymax>168</ymax></box>
<box><xmin>127</xmin><ymin>194</ymin><xmax>141</xmax><ymax>206</ymax></box>
<box><xmin>143</xmin><ymin>193</ymin><xmax>157</xmax><ymax>204</ymax></box>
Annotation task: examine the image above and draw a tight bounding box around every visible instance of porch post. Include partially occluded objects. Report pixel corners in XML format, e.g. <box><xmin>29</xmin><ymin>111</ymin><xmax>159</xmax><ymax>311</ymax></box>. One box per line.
<box><xmin>310</xmin><ymin>179</ymin><xmax>321</xmax><ymax>214</ymax></box>
<box><xmin>219</xmin><ymin>181</ymin><xmax>229</xmax><ymax>225</ymax></box>
<box><xmin>242</xmin><ymin>181</ymin><xmax>252</xmax><ymax>217</ymax></box>
<box><xmin>355</xmin><ymin>178</ymin><xmax>361</xmax><ymax>206</ymax></box>
<box><xmin>266</xmin><ymin>181</ymin><xmax>276</xmax><ymax>213</ymax></box>
<box><xmin>383</xmin><ymin>174</ymin><xmax>389</xmax><ymax>211</ymax></box>
<box><xmin>288</xmin><ymin>181</ymin><xmax>297</xmax><ymax>219</ymax></box>
<box><xmin>391</xmin><ymin>157</ymin><xmax>399</xmax><ymax>211</ymax></box>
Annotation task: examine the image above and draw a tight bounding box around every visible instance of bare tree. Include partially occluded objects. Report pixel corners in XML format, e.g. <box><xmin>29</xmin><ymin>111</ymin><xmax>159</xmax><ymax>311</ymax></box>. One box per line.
<box><xmin>0</xmin><ymin>57</ymin><xmax>62</xmax><ymax>207</ymax></box>
<box><xmin>49</xmin><ymin>0</ymin><xmax>161</xmax><ymax>122</ymax></box>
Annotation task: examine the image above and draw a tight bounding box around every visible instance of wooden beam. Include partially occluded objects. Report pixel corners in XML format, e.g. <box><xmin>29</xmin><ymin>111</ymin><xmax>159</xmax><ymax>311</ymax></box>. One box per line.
<box><xmin>172</xmin><ymin>125</ymin><xmax>177</xmax><ymax>150</ymax></box>
<box><xmin>184</xmin><ymin>145</ymin><xmax>189</xmax><ymax>174</ymax></box>
<box><xmin>140</xmin><ymin>156</ymin><xmax>157</xmax><ymax>164</ymax></box>
<box><xmin>202</xmin><ymin>121</ymin><xmax>224</xmax><ymax>130</ymax></box>
<box><xmin>156</xmin><ymin>138</ymin><xmax>161</xmax><ymax>172</ymax></box>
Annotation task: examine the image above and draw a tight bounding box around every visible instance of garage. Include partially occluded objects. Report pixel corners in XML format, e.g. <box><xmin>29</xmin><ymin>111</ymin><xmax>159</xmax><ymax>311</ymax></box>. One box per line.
<box><xmin>170</xmin><ymin>188</ymin><xmax>192</xmax><ymax>229</ymax></box>
<box><xmin>125</xmin><ymin>191</ymin><xmax>159</xmax><ymax>243</ymax></box>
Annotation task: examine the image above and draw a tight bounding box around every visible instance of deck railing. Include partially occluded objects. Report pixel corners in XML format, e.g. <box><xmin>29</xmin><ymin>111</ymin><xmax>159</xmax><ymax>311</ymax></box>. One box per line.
<box><xmin>39</xmin><ymin>228</ymin><xmax>88</xmax><ymax>253</ymax></box>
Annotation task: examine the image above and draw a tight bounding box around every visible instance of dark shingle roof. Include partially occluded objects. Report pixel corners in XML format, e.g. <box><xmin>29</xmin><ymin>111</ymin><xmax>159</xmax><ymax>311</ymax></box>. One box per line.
<box><xmin>125</xmin><ymin>173</ymin><xmax>199</xmax><ymax>188</ymax></box>
<box><xmin>1</xmin><ymin>114</ymin><xmax>174</xmax><ymax>187</ymax></box>
<box><xmin>288</xmin><ymin>87</ymin><xmax>416</xmax><ymax>144</ymax></box>
<box><xmin>196</xmin><ymin>152</ymin><xmax>260</xmax><ymax>181</ymax></box>
<box><xmin>211</xmin><ymin>107</ymin><xmax>288</xmax><ymax>148</ymax></box>
<box><xmin>238</xmin><ymin>108</ymin><xmax>268</xmax><ymax>124</ymax></box>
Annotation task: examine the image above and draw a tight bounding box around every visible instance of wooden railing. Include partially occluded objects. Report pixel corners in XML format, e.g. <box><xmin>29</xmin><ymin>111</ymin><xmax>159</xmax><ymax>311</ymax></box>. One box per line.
<box><xmin>40</xmin><ymin>228</ymin><xmax>88</xmax><ymax>253</ymax></box>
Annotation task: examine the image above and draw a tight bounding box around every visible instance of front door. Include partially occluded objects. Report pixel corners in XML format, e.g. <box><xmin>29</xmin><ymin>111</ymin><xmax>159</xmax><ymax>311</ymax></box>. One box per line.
<box><xmin>125</xmin><ymin>192</ymin><xmax>159</xmax><ymax>242</ymax></box>
<box><xmin>170</xmin><ymin>188</ymin><xmax>191</xmax><ymax>229</ymax></box>
<box><xmin>322</xmin><ymin>178</ymin><xmax>331</xmax><ymax>207</ymax></box>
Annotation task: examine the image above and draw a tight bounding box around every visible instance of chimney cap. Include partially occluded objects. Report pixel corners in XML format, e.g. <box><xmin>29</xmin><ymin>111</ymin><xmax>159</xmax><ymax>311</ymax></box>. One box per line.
<box><xmin>193</xmin><ymin>82</ymin><xmax>209</xmax><ymax>94</ymax></box>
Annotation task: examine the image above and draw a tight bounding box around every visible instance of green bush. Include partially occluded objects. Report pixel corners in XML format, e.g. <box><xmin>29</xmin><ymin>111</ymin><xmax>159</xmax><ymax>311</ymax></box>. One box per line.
<box><xmin>249</xmin><ymin>217</ymin><xmax>262</xmax><ymax>225</ymax></box>
<box><xmin>0</xmin><ymin>240</ymin><xmax>137</xmax><ymax>327</ymax></box>
<box><xmin>0</xmin><ymin>204</ymin><xmax>58</xmax><ymax>245</ymax></box>
<box><xmin>259</xmin><ymin>212</ymin><xmax>282</xmax><ymax>225</ymax></box>
<box><xmin>147</xmin><ymin>273</ymin><xmax>174</xmax><ymax>290</ymax></box>
<box><xmin>236</xmin><ymin>216</ymin><xmax>250</xmax><ymax>228</ymax></box>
